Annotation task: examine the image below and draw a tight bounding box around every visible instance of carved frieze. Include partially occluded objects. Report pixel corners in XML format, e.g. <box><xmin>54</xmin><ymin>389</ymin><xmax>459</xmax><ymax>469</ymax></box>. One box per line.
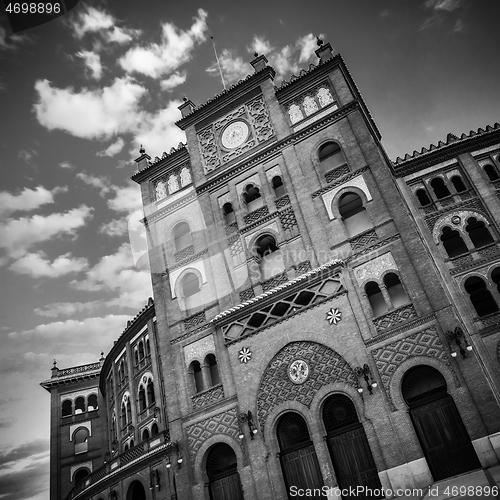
<box><xmin>184</xmin><ymin>335</ymin><xmax>215</xmax><ymax>365</ymax></box>
<box><xmin>353</xmin><ymin>252</ymin><xmax>397</xmax><ymax>286</ymax></box>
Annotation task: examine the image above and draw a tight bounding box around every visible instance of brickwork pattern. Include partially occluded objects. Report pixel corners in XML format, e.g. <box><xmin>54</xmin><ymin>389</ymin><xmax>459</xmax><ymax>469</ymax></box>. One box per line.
<box><xmin>257</xmin><ymin>341</ymin><xmax>357</xmax><ymax>433</ymax></box>
<box><xmin>239</xmin><ymin>288</ymin><xmax>255</xmax><ymax>301</ymax></box>
<box><xmin>186</xmin><ymin>407</ymin><xmax>240</xmax><ymax>464</ymax></box>
<box><xmin>372</xmin><ymin>327</ymin><xmax>449</xmax><ymax>400</ymax></box>
<box><xmin>350</xmin><ymin>229</ymin><xmax>378</xmax><ymax>251</ymax></box>
<box><xmin>295</xmin><ymin>260</ymin><xmax>312</xmax><ymax>275</ymax></box>
<box><xmin>244</xmin><ymin>206</ymin><xmax>269</xmax><ymax>225</ymax></box>
<box><xmin>183</xmin><ymin>311</ymin><xmax>206</xmax><ymax>330</ymax></box>
<box><xmin>372</xmin><ymin>304</ymin><xmax>418</xmax><ymax>332</ymax></box>
<box><xmin>261</xmin><ymin>271</ymin><xmax>289</xmax><ymax>292</ymax></box>
<box><xmin>174</xmin><ymin>245</ymin><xmax>195</xmax><ymax>263</ymax></box>
<box><xmin>325</xmin><ymin>164</ymin><xmax>350</xmax><ymax>183</ymax></box>
<box><xmin>275</xmin><ymin>194</ymin><xmax>291</xmax><ymax>209</ymax></box>
<box><xmin>279</xmin><ymin>207</ymin><xmax>299</xmax><ymax>236</ymax></box>
<box><xmin>191</xmin><ymin>384</ymin><xmax>224</xmax><ymax>410</ymax></box>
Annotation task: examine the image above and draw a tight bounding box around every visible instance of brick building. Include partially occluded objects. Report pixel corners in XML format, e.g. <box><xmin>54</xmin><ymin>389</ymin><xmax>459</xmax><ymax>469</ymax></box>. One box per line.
<box><xmin>41</xmin><ymin>40</ymin><xmax>500</xmax><ymax>500</ymax></box>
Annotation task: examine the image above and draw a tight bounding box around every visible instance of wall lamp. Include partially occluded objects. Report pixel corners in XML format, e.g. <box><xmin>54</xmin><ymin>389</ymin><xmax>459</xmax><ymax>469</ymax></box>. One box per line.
<box><xmin>446</xmin><ymin>327</ymin><xmax>472</xmax><ymax>358</ymax></box>
<box><xmin>239</xmin><ymin>411</ymin><xmax>258</xmax><ymax>440</ymax></box>
<box><xmin>149</xmin><ymin>469</ymin><xmax>160</xmax><ymax>490</ymax></box>
<box><xmin>355</xmin><ymin>364</ymin><xmax>378</xmax><ymax>395</ymax></box>
<box><xmin>165</xmin><ymin>440</ymin><xmax>182</xmax><ymax>469</ymax></box>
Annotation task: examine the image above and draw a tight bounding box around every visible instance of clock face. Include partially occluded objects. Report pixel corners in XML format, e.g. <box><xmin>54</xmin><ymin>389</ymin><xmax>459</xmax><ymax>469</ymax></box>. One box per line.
<box><xmin>221</xmin><ymin>121</ymin><xmax>249</xmax><ymax>149</ymax></box>
<box><xmin>288</xmin><ymin>359</ymin><xmax>310</xmax><ymax>384</ymax></box>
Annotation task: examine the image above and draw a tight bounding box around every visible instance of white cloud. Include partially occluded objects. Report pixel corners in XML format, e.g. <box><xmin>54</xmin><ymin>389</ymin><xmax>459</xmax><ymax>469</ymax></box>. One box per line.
<box><xmin>0</xmin><ymin>26</ymin><xmax>30</xmax><ymax>51</ymax></box>
<box><xmin>34</xmin><ymin>77</ymin><xmax>147</xmax><ymax>140</ymax></box>
<box><xmin>71</xmin><ymin>7</ymin><xmax>115</xmax><ymax>38</ymax></box>
<box><xmin>70</xmin><ymin>243</ymin><xmax>152</xmax><ymax>310</ymax></box>
<box><xmin>76</xmin><ymin>50</ymin><xmax>102</xmax><ymax>79</ymax></box>
<box><xmin>106</xmin><ymin>26</ymin><xmax>141</xmax><ymax>44</ymax></box>
<box><xmin>9</xmin><ymin>315</ymin><xmax>132</xmax><ymax>348</ymax></box>
<box><xmin>18</xmin><ymin>149</ymin><xmax>37</xmax><ymax>164</ymax></box>
<box><xmin>76</xmin><ymin>172</ymin><xmax>111</xmax><ymax>195</ymax></box>
<box><xmin>59</xmin><ymin>161</ymin><xmax>74</xmax><ymax>170</ymax></box>
<box><xmin>296</xmin><ymin>34</ymin><xmax>318</xmax><ymax>64</ymax></box>
<box><xmin>248</xmin><ymin>36</ymin><xmax>274</xmax><ymax>56</ymax></box>
<box><xmin>106</xmin><ymin>183</ymin><xmax>143</xmax><ymax>213</ymax></box>
<box><xmin>0</xmin><ymin>205</ymin><xmax>93</xmax><ymax>259</ymax></box>
<box><xmin>160</xmin><ymin>72</ymin><xmax>187</xmax><ymax>91</ymax></box>
<box><xmin>272</xmin><ymin>45</ymin><xmax>300</xmax><ymax>77</ymax></box>
<box><xmin>207</xmin><ymin>49</ymin><xmax>249</xmax><ymax>84</ymax></box>
<box><xmin>100</xmin><ymin>217</ymin><xmax>129</xmax><ymax>237</ymax></box>
<box><xmin>424</xmin><ymin>0</ymin><xmax>461</xmax><ymax>11</ymax></box>
<box><xmin>133</xmin><ymin>102</ymin><xmax>186</xmax><ymax>157</ymax></box>
<box><xmin>97</xmin><ymin>138</ymin><xmax>125</xmax><ymax>157</ymax></box>
<box><xmin>0</xmin><ymin>186</ymin><xmax>66</xmax><ymax>216</ymax></box>
<box><xmin>119</xmin><ymin>9</ymin><xmax>208</xmax><ymax>78</ymax></box>
<box><xmin>34</xmin><ymin>301</ymin><xmax>102</xmax><ymax>317</ymax></box>
<box><xmin>9</xmin><ymin>252</ymin><xmax>88</xmax><ymax>278</ymax></box>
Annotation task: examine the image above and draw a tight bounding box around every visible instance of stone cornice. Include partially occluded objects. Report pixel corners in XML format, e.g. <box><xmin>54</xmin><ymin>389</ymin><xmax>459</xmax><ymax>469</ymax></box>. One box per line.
<box><xmin>40</xmin><ymin>370</ymin><xmax>100</xmax><ymax>391</ymax></box>
<box><xmin>175</xmin><ymin>67</ymin><xmax>276</xmax><ymax>130</ymax></box>
<box><xmin>195</xmin><ymin>101</ymin><xmax>359</xmax><ymax>196</ymax></box>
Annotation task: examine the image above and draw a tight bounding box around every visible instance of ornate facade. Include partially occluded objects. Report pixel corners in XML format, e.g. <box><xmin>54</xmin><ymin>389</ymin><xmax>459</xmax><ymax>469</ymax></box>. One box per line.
<box><xmin>42</xmin><ymin>41</ymin><xmax>500</xmax><ymax>500</ymax></box>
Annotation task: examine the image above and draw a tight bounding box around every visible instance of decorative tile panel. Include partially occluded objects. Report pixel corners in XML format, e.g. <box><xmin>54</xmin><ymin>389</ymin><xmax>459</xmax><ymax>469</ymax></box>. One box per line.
<box><xmin>244</xmin><ymin>206</ymin><xmax>269</xmax><ymax>225</ymax></box>
<box><xmin>432</xmin><ymin>210</ymin><xmax>490</xmax><ymax>243</ymax></box>
<box><xmin>261</xmin><ymin>271</ymin><xmax>288</xmax><ymax>292</ymax></box>
<box><xmin>279</xmin><ymin>207</ymin><xmax>299</xmax><ymax>235</ymax></box>
<box><xmin>372</xmin><ymin>304</ymin><xmax>418</xmax><ymax>332</ymax></box>
<box><xmin>295</xmin><ymin>260</ymin><xmax>312</xmax><ymax>275</ymax></box>
<box><xmin>174</xmin><ymin>245</ymin><xmax>195</xmax><ymax>263</ymax></box>
<box><xmin>184</xmin><ymin>311</ymin><xmax>206</xmax><ymax>330</ymax></box>
<box><xmin>353</xmin><ymin>252</ymin><xmax>397</xmax><ymax>286</ymax></box>
<box><xmin>186</xmin><ymin>407</ymin><xmax>240</xmax><ymax>464</ymax></box>
<box><xmin>325</xmin><ymin>164</ymin><xmax>350</xmax><ymax>183</ymax></box>
<box><xmin>350</xmin><ymin>229</ymin><xmax>378</xmax><ymax>251</ymax></box>
<box><xmin>257</xmin><ymin>342</ymin><xmax>357</xmax><ymax>432</ymax></box>
<box><xmin>275</xmin><ymin>194</ymin><xmax>291</xmax><ymax>209</ymax></box>
<box><xmin>239</xmin><ymin>288</ymin><xmax>255</xmax><ymax>301</ymax></box>
<box><xmin>287</xmin><ymin>84</ymin><xmax>336</xmax><ymax>125</ymax></box>
<box><xmin>191</xmin><ymin>384</ymin><xmax>224</xmax><ymax>410</ymax></box>
<box><xmin>372</xmin><ymin>327</ymin><xmax>449</xmax><ymax>400</ymax></box>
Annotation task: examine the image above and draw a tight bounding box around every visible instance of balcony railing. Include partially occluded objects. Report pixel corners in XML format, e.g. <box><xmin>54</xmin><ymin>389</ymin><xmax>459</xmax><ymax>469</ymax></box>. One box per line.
<box><xmin>66</xmin><ymin>430</ymin><xmax>171</xmax><ymax>500</ymax></box>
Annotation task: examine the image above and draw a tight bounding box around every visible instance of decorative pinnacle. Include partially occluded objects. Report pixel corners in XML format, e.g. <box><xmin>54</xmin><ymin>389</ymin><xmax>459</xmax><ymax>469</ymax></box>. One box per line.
<box><xmin>316</xmin><ymin>36</ymin><xmax>324</xmax><ymax>46</ymax></box>
<box><xmin>254</xmin><ymin>52</ymin><xmax>259</xmax><ymax>58</ymax></box>
<box><xmin>53</xmin><ymin>359</ymin><xmax>57</xmax><ymax>367</ymax></box>
<box><xmin>183</xmin><ymin>96</ymin><xmax>188</xmax><ymax>102</ymax></box>
<box><xmin>139</xmin><ymin>144</ymin><xmax>145</xmax><ymax>154</ymax></box>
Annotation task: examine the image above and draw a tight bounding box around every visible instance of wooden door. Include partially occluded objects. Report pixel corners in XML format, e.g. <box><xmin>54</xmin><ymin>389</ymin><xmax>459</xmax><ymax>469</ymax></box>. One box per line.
<box><xmin>327</xmin><ymin>424</ymin><xmax>383</xmax><ymax>499</ymax></box>
<box><xmin>410</xmin><ymin>395</ymin><xmax>481</xmax><ymax>481</ymax></box>
<box><xmin>280</xmin><ymin>443</ymin><xmax>324</xmax><ymax>497</ymax></box>
<box><xmin>209</xmin><ymin>473</ymin><xmax>244</xmax><ymax>500</ymax></box>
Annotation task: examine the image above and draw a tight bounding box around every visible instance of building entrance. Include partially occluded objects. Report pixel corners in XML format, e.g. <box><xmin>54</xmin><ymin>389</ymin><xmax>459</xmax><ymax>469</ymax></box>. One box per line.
<box><xmin>206</xmin><ymin>443</ymin><xmax>244</xmax><ymax>500</ymax></box>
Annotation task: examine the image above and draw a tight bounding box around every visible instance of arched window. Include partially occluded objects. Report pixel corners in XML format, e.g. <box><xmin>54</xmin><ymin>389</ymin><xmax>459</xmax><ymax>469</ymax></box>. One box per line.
<box><xmin>255</xmin><ymin>234</ymin><xmax>284</xmax><ymax>280</ymax></box>
<box><xmin>142</xmin><ymin>428</ymin><xmax>150</xmax><ymax>441</ymax></box>
<box><xmin>146</xmin><ymin>337</ymin><xmax>150</xmax><ymax>354</ymax></box>
<box><xmin>384</xmin><ymin>273</ymin><xmax>409</xmax><ymax>308</ymax></box>
<box><xmin>416</xmin><ymin>189</ymin><xmax>431</xmax><ymax>207</ymax></box>
<box><xmin>121</xmin><ymin>404</ymin><xmax>127</xmax><ymax>427</ymax></box>
<box><xmin>182</xmin><ymin>272</ymin><xmax>202</xmax><ymax>311</ymax></box>
<box><xmin>75</xmin><ymin>397</ymin><xmax>85</xmax><ymax>414</ymax></box>
<box><xmin>319</xmin><ymin>142</ymin><xmax>345</xmax><ymax>174</ymax></box>
<box><xmin>465</xmin><ymin>217</ymin><xmax>494</xmax><ymax>248</ymax></box>
<box><xmin>243</xmin><ymin>184</ymin><xmax>263</xmax><ymax>212</ymax></box>
<box><xmin>365</xmin><ymin>281</ymin><xmax>388</xmax><ymax>316</ymax></box>
<box><xmin>492</xmin><ymin>267</ymin><xmax>500</xmax><ymax>294</ymax></box>
<box><xmin>173</xmin><ymin>222</ymin><xmax>192</xmax><ymax>252</ymax></box>
<box><xmin>484</xmin><ymin>164</ymin><xmax>500</xmax><ymax>182</ymax></box>
<box><xmin>464</xmin><ymin>276</ymin><xmax>499</xmax><ymax>317</ymax></box>
<box><xmin>206</xmin><ymin>354</ymin><xmax>220</xmax><ymax>386</ymax></box>
<box><xmin>338</xmin><ymin>192</ymin><xmax>372</xmax><ymax>237</ymax></box>
<box><xmin>124</xmin><ymin>443</ymin><xmax>129</xmax><ymax>452</ymax></box>
<box><xmin>138</xmin><ymin>341</ymin><xmax>145</xmax><ymax>360</ymax></box>
<box><xmin>272</xmin><ymin>176</ymin><xmax>286</xmax><ymax>198</ymax></box>
<box><xmin>74</xmin><ymin>428</ymin><xmax>89</xmax><ymax>454</ymax></box>
<box><xmin>451</xmin><ymin>176</ymin><xmax>467</xmax><ymax>193</ymax></box>
<box><xmin>151</xmin><ymin>423</ymin><xmax>159</xmax><ymax>436</ymax></box>
<box><xmin>147</xmin><ymin>380</ymin><xmax>155</xmax><ymax>406</ymax></box>
<box><xmin>62</xmin><ymin>400</ymin><xmax>72</xmax><ymax>417</ymax></box>
<box><xmin>440</xmin><ymin>226</ymin><xmax>468</xmax><ymax>258</ymax></box>
<box><xmin>191</xmin><ymin>360</ymin><xmax>203</xmax><ymax>393</ymax></box>
<box><xmin>130</xmin><ymin>439</ymin><xmax>134</xmax><ymax>448</ymax></box>
<box><xmin>111</xmin><ymin>413</ymin><xmax>117</xmax><ymax>441</ymax></box>
<box><xmin>223</xmin><ymin>202</ymin><xmax>235</xmax><ymax>224</ymax></box>
<box><xmin>74</xmin><ymin>468</ymin><xmax>89</xmax><ymax>484</ymax></box>
<box><xmin>87</xmin><ymin>394</ymin><xmax>98</xmax><ymax>411</ymax></box>
<box><xmin>430</xmin><ymin>178</ymin><xmax>451</xmax><ymax>199</ymax></box>
<box><xmin>138</xmin><ymin>387</ymin><xmax>146</xmax><ymax>412</ymax></box>
<box><xmin>134</xmin><ymin>349</ymin><xmax>139</xmax><ymax>366</ymax></box>
<box><xmin>126</xmin><ymin>400</ymin><xmax>132</xmax><ymax>423</ymax></box>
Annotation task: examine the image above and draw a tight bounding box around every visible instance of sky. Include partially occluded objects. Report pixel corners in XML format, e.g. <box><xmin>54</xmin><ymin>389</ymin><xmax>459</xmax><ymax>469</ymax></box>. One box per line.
<box><xmin>0</xmin><ymin>0</ymin><xmax>499</xmax><ymax>498</ymax></box>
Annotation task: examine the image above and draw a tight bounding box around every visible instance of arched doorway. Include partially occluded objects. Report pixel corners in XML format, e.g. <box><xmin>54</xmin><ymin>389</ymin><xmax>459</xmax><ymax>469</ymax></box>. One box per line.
<box><xmin>277</xmin><ymin>412</ymin><xmax>323</xmax><ymax>498</ymax></box>
<box><xmin>206</xmin><ymin>443</ymin><xmax>244</xmax><ymax>500</ymax></box>
<box><xmin>126</xmin><ymin>479</ymin><xmax>146</xmax><ymax>500</ymax></box>
<box><xmin>323</xmin><ymin>395</ymin><xmax>382</xmax><ymax>499</ymax></box>
<box><xmin>402</xmin><ymin>366</ymin><xmax>480</xmax><ymax>481</ymax></box>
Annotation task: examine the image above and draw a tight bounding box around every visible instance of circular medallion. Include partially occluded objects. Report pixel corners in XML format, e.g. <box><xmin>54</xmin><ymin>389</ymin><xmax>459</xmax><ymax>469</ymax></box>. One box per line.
<box><xmin>288</xmin><ymin>359</ymin><xmax>310</xmax><ymax>384</ymax></box>
<box><xmin>221</xmin><ymin>121</ymin><xmax>249</xmax><ymax>149</ymax></box>
<box><xmin>451</xmin><ymin>215</ymin><xmax>461</xmax><ymax>225</ymax></box>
